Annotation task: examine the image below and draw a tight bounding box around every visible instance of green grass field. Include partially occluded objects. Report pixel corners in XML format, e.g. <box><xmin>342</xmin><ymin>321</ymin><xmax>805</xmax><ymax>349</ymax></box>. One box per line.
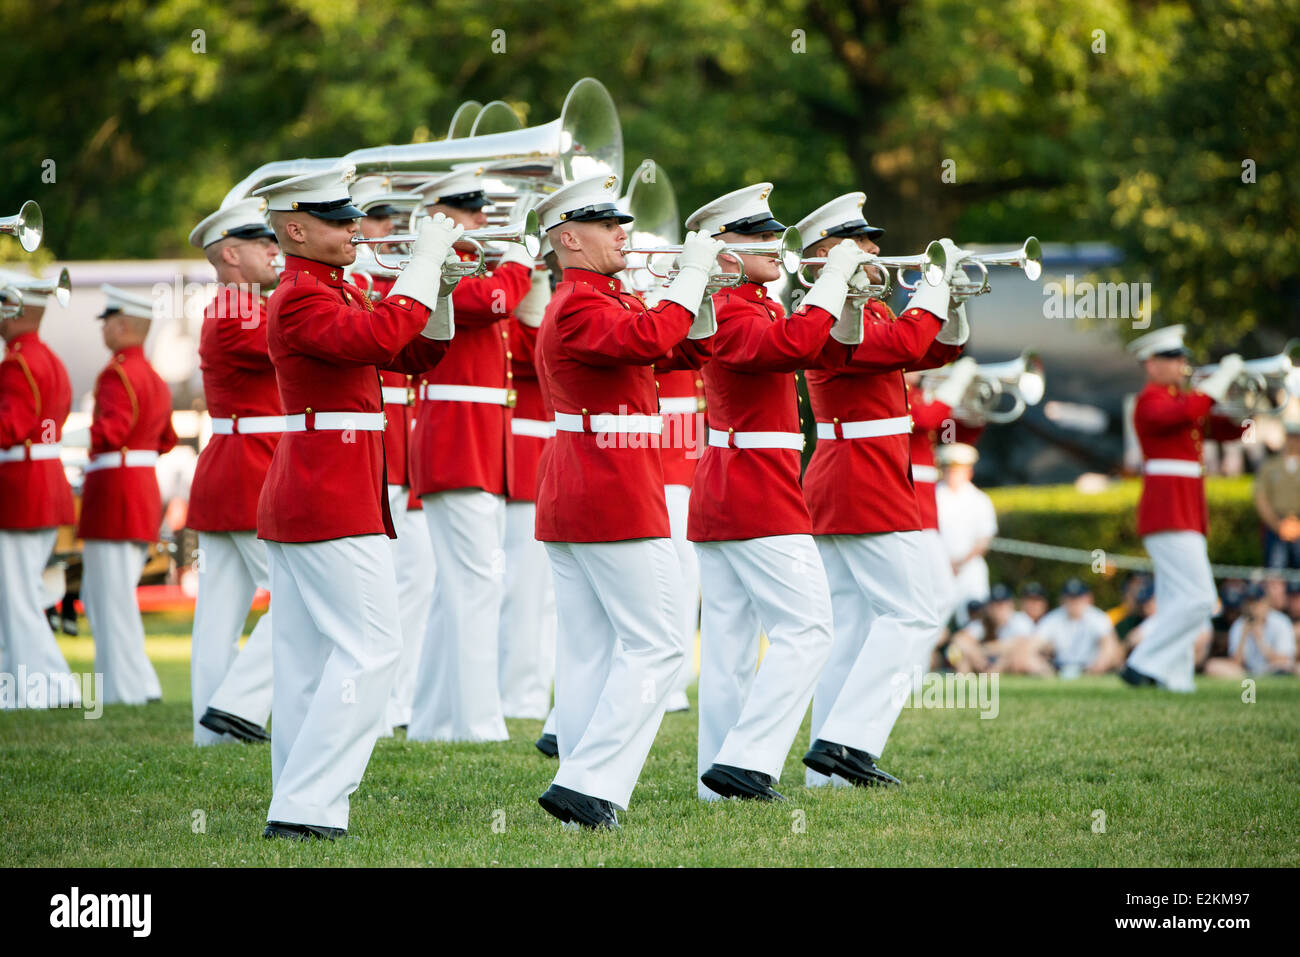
<box><xmin>2</xmin><ymin>612</ymin><xmax>1297</xmax><ymax>867</ymax></box>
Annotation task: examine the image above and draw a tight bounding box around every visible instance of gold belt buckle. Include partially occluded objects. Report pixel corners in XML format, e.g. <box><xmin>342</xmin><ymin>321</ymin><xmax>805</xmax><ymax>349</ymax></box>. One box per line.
<box><xmin>506</xmin><ymin>389</ymin><xmax>518</xmax><ymax>408</ymax></box>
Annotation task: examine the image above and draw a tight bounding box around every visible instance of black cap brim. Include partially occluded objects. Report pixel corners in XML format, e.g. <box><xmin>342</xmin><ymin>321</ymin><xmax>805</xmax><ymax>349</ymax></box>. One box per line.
<box><xmin>1152</xmin><ymin>348</ymin><xmax>1189</xmax><ymax>358</ymax></box>
<box><xmin>549</xmin><ymin>203</ymin><xmax>634</xmax><ymax>230</ymax></box>
<box><xmin>363</xmin><ymin>204</ymin><xmax>405</xmax><ymax>219</ymax></box>
<box><xmin>309</xmin><ymin>203</ymin><xmax>365</xmax><ymax>222</ymax></box>
<box><xmin>215</xmin><ymin>224</ymin><xmax>276</xmax><ymax>244</ymax></box>
<box><xmin>431</xmin><ymin>191</ymin><xmax>490</xmax><ymax>211</ymax></box>
<box><xmin>719</xmin><ymin>215</ymin><xmax>785</xmax><ymax>236</ymax></box>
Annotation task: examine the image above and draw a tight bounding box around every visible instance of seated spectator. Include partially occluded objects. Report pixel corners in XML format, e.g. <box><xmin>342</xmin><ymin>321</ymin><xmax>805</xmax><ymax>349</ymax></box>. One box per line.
<box><xmin>1108</xmin><ymin>572</ymin><xmax>1153</xmax><ymax>627</ymax></box>
<box><xmin>946</xmin><ymin>586</ymin><xmax>1054</xmax><ymax>676</ymax></box>
<box><xmin>1018</xmin><ymin>581</ymin><xmax>1049</xmax><ymax>624</ymax></box>
<box><xmin>1036</xmin><ymin>578</ymin><xmax>1126</xmax><ymax>677</ymax></box>
<box><xmin>1114</xmin><ymin>581</ymin><xmax>1155</xmax><ymax>643</ymax></box>
<box><xmin>1286</xmin><ymin>580</ymin><xmax>1300</xmax><ymax>625</ymax></box>
<box><xmin>1255</xmin><ymin>421</ymin><xmax>1300</xmax><ymax>570</ymax></box>
<box><xmin>1204</xmin><ymin>583</ymin><xmax>1298</xmax><ymax>677</ymax></box>
<box><xmin>1206</xmin><ymin>582</ymin><xmax>1245</xmax><ymax>662</ymax></box>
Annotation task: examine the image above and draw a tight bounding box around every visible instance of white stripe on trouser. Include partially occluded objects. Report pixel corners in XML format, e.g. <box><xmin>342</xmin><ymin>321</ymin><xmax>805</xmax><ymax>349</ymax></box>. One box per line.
<box><xmin>0</xmin><ymin>529</ymin><xmax>81</xmax><ymax>709</ymax></box>
<box><xmin>497</xmin><ymin>501</ymin><xmax>556</xmax><ymax>719</ymax></box>
<box><xmin>409</xmin><ymin>489</ymin><xmax>508</xmax><ymax>742</ymax></box>
<box><xmin>696</xmin><ymin>535</ymin><xmax>834</xmax><ymax>800</ymax></box>
<box><xmin>191</xmin><ymin>531</ymin><xmax>273</xmax><ymax>745</ymax></box>
<box><xmin>807</xmin><ymin>532</ymin><xmax>942</xmax><ymax>785</ymax></box>
<box><xmin>382</xmin><ymin>485</ymin><xmax>434</xmax><ymax>733</ymax></box>
<box><xmin>665</xmin><ymin>484</ymin><xmax>699</xmax><ymax>700</ymax></box>
<box><xmin>1127</xmin><ymin>531</ymin><xmax>1215</xmax><ymax>692</ymax></box>
<box><xmin>921</xmin><ymin>528</ymin><xmax>957</xmax><ymax>629</ymax></box>
<box><xmin>546</xmin><ymin>538</ymin><xmax>683</xmax><ymax>809</ymax></box>
<box><xmin>265</xmin><ymin>535</ymin><xmax>402</xmax><ymax>830</ymax></box>
<box><xmin>81</xmin><ymin>540</ymin><xmax>160</xmax><ymax>705</ymax></box>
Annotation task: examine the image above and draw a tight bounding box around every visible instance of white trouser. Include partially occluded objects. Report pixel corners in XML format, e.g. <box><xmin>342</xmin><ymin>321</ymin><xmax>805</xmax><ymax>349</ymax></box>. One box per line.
<box><xmin>665</xmin><ymin>484</ymin><xmax>699</xmax><ymax>696</ymax></box>
<box><xmin>1128</xmin><ymin>531</ymin><xmax>1215</xmax><ymax>692</ymax></box>
<box><xmin>546</xmin><ymin>538</ymin><xmax>683</xmax><ymax>810</ymax></box>
<box><xmin>383</xmin><ymin>485</ymin><xmax>434</xmax><ymax>732</ymax></box>
<box><xmin>265</xmin><ymin>536</ymin><xmax>402</xmax><ymax>830</ymax></box>
<box><xmin>807</xmin><ymin>532</ymin><xmax>941</xmax><ymax>785</ymax></box>
<box><xmin>498</xmin><ymin>501</ymin><xmax>556</xmax><ymax>719</ymax></box>
<box><xmin>82</xmin><ymin>540</ymin><xmax>160</xmax><ymax>706</ymax></box>
<box><xmin>921</xmin><ymin>529</ymin><xmax>957</xmax><ymax>630</ymax></box>
<box><xmin>696</xmin><ymin>535</ymin><xmax>835</xmax><ymax>800</ymax></box>
<box><xmin>541</xmin><ymin>708</ymin><xmax>556</xmax><ymax>736</ymax></box>
<box><xmin>191</xmin><ymin>531</ymin><xmax>273</xmax><ymax>745</ymax></box>
<box><xmin>0</xmin><ymin>529</ymin><xmax>81</xmax><ymax>708</ymax></box>
<box><xmin>409</xmin><ymin>489</ymin><xmax>508</xmax><ymax>741</ymax></box>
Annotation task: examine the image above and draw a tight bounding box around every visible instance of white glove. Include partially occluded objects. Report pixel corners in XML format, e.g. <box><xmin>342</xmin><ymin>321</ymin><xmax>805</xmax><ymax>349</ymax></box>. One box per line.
<box><xmin>936</xmin><ymin>301</ymin><xmax>970</xmax><ymax>346</ymax></box>
<box><xmin>420</xmin><ymin>289</ymin><xmax>455</xmax><ymax>341</ymax></box>
<box><xmin>830</xmin><ymin>298</ymin><xmax>864</xmax><ymax>345</ymax></box>
<box><xmin>493</xmin><ymin>240</ymin><xmax>537</xmax><ymax>271</ymax></box>
<box><xmin>514</xmin><ymin>269</ymin><xmax>551</xmax><ymax>329</ymax></box>
<box><xmin>933</xmin><ymin>356</ymin><xmax>978</xmax><ymax>407</ymax></box>
<box><xmin>687</xmin><ymin>293</ymin><xmax>716</xmax><ymax>339</ymax></box>
<box><xmin>801</xmin><ymin>239</ymin><xmax>867</xmax><ymax>318</ymax></box>
<box><xmin>391</xmin><ymin>213</ymin><xmax>465</xmax><ymax>311</ymax></box>
<box><xmin>1197</xmin><ymin>353</ymin><xmax>1244</xmax><ymax>403</ymax></box>
<box><xmin>660</xmin><ymin>231</ymin><xmax>726</xmax><ymax>315</ymax></box>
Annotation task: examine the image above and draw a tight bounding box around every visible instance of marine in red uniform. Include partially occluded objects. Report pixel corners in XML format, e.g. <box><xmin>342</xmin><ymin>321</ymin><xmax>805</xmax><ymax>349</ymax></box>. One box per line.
<box><xmin>1123</xmin><ymin>324</ymin><xmax>1246</xmax><ymax>692</ymax></box>
<box><xmin>0</xmin><ymin>276</ymin><xmax>79</xmax><ymax>708</ymax></box>
<box><xmin>251</xmin><ymin>165</ymin><xmax>459</xmax><ymax>840</ymax></box>
<box><xmin>404</xmin><ymin>170</ymin><xmax>534</xmax><ymax>744</ymax></box>
<box><xmin>684</xmin><ymin>183</ymin><xmax>864</xmax><ymax>803</ymax></box>
<box><xmin>532</xmin><ymin>174</ymin><xmax>719</xmax><ymax>829</ymax></box>
<box><xmin>793</xmin><ymin>193</ymin><xmax>969</xmax><ymax>788</ymax></box>
<box><xmin>185</xmin><ymin>199</ymin><xmax>281</xmax><ymax>745</ymax></box>
<box><xmin>80</xmin><ymin>285</ymin><xmax>178</xmax><ymax>706</ymax></box>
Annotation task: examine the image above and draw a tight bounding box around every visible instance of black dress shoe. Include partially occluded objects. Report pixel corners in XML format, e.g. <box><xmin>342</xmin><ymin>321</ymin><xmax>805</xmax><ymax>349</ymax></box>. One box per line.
<box><xmin>61</xmin><ymin>616</ymin><xmax>79</xmax><ymax>637</ymax></box>
<box><xmin>802</xmin><ymin>739</ymin><xmax>901</xmax><ymax>787</ymax></box>
<box><xmin>1119</xmin><ymin>665</ymin><xmax>1158</xmax><ymax>687</ymax></box>
<box><xmin>538</xmin><ymin>784</ymin><xmax>619</xmax><ymax>829</ymax></box>
<box><xmin>200</xmin><ymin>707</ymin><xmax>271</xmax><ymax>743</ymax></box>
<box><xmin>535</xmin><ymin>732</ymin><xmax>558</xmax><ymax>758</ymax></box>
<box><xmin>263</xmin><ymin>821</ymin><xmax>346</xmax><ymax>841</ymax></box>
<box><xmin>700</xmin><ymin>764</ymin><xmax>786</xmax><ymax>801</ymax></box>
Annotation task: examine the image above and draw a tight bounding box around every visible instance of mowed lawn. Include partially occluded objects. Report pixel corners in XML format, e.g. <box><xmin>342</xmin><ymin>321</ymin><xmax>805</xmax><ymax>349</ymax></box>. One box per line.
<box><xmin>2</xmin><ymin>612</ymin><xmax>1297</xmax><ymax>867</ymax></box>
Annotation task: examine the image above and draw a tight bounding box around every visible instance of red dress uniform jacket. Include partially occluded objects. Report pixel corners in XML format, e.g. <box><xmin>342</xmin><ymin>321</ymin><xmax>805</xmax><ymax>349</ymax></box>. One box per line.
<box><xmin>687</xmin><ymin>282</ymin><xmax>848</xmax><ymax>543</ymax></box>
<box><xmin>78</xmin><ymin>345</ymin><xmax>177</xmax><ymax>542</ymax></box>
<box><xmin>367</xmin><ymin>275</ymin><xmax>420</xmax><ymax>494</ymax></box>
<box><xmin>1134</xmin><ymin>381</ymin><xmax>1245</xmax><ymax>536</ymax></box>
<box><xmin>534</xmin><ymin>267</ymin><xmax>706</xmax><ymax>543</ymax></box>
<box><xmin>256</xmin><ymin>255</ymin><xmax>448</xmax><ymax>544</ymax></box>
<box><xmin>506</xmin><ymin>318</ymin><xmax>545</xmax><ymax>503</ymax></box>
<box><xmin>188</xmin><ymin>286</ymin><xmax>280</xmax><ymax>533</ymax></box>
<box><xmin>409</xmin><ymin>259</ymin><xmax>531</xmax><ymax>499</ymax></box>
<box><xmin>655</xmin><ymin>368</ymin><xmax>706</xmax><ymax>488</ymax></box>
<box><xmin>0</xmin><ymin>332</ymin><xmax>76</xmax><ymax>529</ymax></box>
<box><xmin>908</xmin><ymin>389</ymin><xmax>953</xmax><ymax>532</ymax></box>
<box><xmin>802</xmin><ymin>301</ymin><xmax>960</xmax><ymax>536</ymax></box>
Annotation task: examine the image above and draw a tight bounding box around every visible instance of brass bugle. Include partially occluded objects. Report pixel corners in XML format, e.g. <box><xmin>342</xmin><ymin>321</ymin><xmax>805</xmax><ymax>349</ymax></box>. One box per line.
<box><xmin>0</xmin><ymin>267</ymin><xmax>71</xmax><ymax>307</ymax></box>
<box><xmin>796</xmin><ymin>246</ymin><xmax>947</xmax><ymax>292</ymax></box>
<box><xmin>624</xmin><ymin>225</ymin><xmax>803</xmax><ymax>289</ymax></box>
<box><xmin>0</xmin><ymin>200</ymin><xmax>43</xmax><ymax>253</ymax></box>
<box><xmin>352</xmin><ymin>208</ymin><xmax>540</xmax><ymax>273</ymax></box>
<box><xmin>946</xmin><ymin>237</ymin><xmax>1042</xmax><ymax>300</ymax></box>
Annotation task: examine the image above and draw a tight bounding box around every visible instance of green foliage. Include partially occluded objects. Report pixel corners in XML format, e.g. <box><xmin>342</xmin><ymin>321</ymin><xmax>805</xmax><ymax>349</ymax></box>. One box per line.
<box><xmin>0</xmin><ymin>0</ymin><xmax>1295</xmax><ymax>349</ymax></box>
<box><xmin>986</xmin><ymin>477</ymin><xmax>1262</xmax><ymax>606</ymax></box>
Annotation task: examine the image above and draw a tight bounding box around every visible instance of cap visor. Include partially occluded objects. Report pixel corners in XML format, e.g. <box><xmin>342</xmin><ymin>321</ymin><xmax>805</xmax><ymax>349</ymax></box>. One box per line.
<box><xmin>310</xmin><ymin>203</ymin><xmax>365</xmax><ymax>221</ymax></box>
<box><xmin>726</xmin><ymin>216</ymin><xmax>785</xmax><ymax>235</ymax></box>
<box><xmin>567</xmin><ymin>210</ymin><xmax>634</xmax><ymax>225</ymax></box>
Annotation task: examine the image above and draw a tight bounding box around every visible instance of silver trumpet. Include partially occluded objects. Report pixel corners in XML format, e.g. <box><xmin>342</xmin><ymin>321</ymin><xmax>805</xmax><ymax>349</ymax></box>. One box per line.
<box><xmin>351</xmin><ymin>209</ymin><xmax>540</xmax><ymax>275</ymax></box>
<box><xmin>625</xmin><ymin>226</ymin><xmax>804</xmax><ymax>291</ymax></box>
<box><xmin>0</xmin><ymin>201</ymin><xmax>43</xmax><ymax>253</ymax></box>
<box><xmin>0</xmin><ymin>267</ymin><xmax>72</xmax><ymax>309</ymax></box>
<box><xmin>944</xmin><ymin>237</ymin><xmax>1042</xmax><ymax>301</ymax></box>
<box><xmin>619</xmin><ymin>158</ymin><xmax>680</xmax><ymax>294</ymax></box>
<box><xmin>1191</xmin><ymin>340</ymin><xmax>1300</xmax><ymax>416</ymax></box>
<box><xmin>796</xmin><ymin>245</ymin><xmax>948</xmax><ymax>296</ymax></box>
<box><xmin>924</xmin><ymin>349</ymin><xmax>1046</xmax><ymax>425</ymax></box>
<box><xmin>0</xmin><ymin>285</ymin><xmax>22</xmax><ymax>319</ymax></box>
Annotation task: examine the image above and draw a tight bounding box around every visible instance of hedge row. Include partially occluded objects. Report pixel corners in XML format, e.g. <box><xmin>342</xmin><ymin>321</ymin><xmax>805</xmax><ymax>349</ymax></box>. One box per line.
<box><xmin>983</xmin><ymin>477</ymin><xmax>1261</xmax><ymax>608</ymax></box>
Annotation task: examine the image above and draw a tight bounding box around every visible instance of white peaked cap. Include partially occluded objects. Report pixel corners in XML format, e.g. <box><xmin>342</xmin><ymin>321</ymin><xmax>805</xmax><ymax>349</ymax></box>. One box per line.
<box><xmin>350</xmin><ymin>176</ymin><xmax>422</xmax><ymax>215</ymax></box>
<box><xmin>188</xmin><ymin>198</ymin><xmax>274</xmax><ymax>249</ymax></box>
<box><xmin>252</xmin><ymin>164</ymin><xmax>363</xmax><ymax>219</ymax></box>
<box><xmin>936</xmin><ymin>442</ymin><xmax>979</xmax><ymax>467</ymax></box>
<box><xmin>535</xmin><ymin>174</ymin><xmax>632</xmax><ymax>232</ymax></box>
<box><xmin>98</xmin><ymin>284</ymin><xmax>154</xmax><ymax>321</ymax></box>
<box><xmin>1127</xmin><ymin>325</ymin><xmax>1188</xmax><ymax>360</ymax></box>
<box><xmin>685</xmin><ymin>183</ymin><xmax>784</xmax><ymax>237</ymax></box>
<box><xmin>415</xmin><ymin>168</ymin><xmax>488</xmax><ymax>208</ymax></box>
<box><xmin>795</xmin><ymin>192</ymin><xmax>884</xmax><ymax>249</ymax></box>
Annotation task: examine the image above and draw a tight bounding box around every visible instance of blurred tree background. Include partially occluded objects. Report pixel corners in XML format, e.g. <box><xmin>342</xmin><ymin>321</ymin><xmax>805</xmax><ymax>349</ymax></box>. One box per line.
<box><xmin>1</xmin><ymin>0</ymin><xmax>1295</xmax><ymax>352</ymax></box>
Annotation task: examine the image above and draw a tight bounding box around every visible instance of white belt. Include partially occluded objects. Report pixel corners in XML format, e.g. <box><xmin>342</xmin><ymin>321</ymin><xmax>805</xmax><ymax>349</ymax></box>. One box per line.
<box><xmin>420</xmin><ymin>384</ymin><xmax>515</xmax><ymax>406</ymax></box>
<box><xmin>1144</xmin><ymin>458</ymin><xmax>1203</xmax><ymax>478</ymax></box>
<box><xmin>554</xmin><ymin>412</ymin><xmax>663</xmax><ymax>435</ymax></box>
<box><xmin>381</xmin><ymin>386</ymin><xmax>414</xmax><ymax>406</ymax></box>
<box><xmin>659</xmin><ymin>396</ymin><xmax>701</xmax><ymax>414</ymax></box>
<box><xmin>911</xmin><ymin>464</ymin><xmax>940</xmax><ymax>483</ymax></box>
<box><xmin>815</xmin><ymin>415</ymin><xmax>912</xmax><ymax>441</ymax></box>
<box><xmin>282</xmin><ymin>411</ymin><xmax>386</xmax><ymax>432</ymax></box>
<box><xmin>210</xmin><ymin>415</ymin><xmax>286</xmax><ymax>435</ymax></box>
<box><xmin>511</xmin><ymin>417</ymin><xmax>556</xmax><ymax>439</ymax></box>
<box><xmin>0</xmin><ymin>442</ymin><xmax>62</xmax><ymax>464</ymax></box>
<box><xmin>708</xmin><ymin>428</ymin><xmax>805</xmax><ymax>451</ymax></box>
<box><xmin>84</xmin><ymin>450</ymin><xmax>159</xmax><ymax>473</ymax></box>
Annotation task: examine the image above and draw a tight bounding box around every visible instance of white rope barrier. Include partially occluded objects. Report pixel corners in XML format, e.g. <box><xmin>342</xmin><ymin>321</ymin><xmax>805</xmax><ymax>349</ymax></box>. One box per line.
<box><xmin>988</xmin><ymin>537</ymin><xmax>1300</xmax><ymax>583</ymax></box>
